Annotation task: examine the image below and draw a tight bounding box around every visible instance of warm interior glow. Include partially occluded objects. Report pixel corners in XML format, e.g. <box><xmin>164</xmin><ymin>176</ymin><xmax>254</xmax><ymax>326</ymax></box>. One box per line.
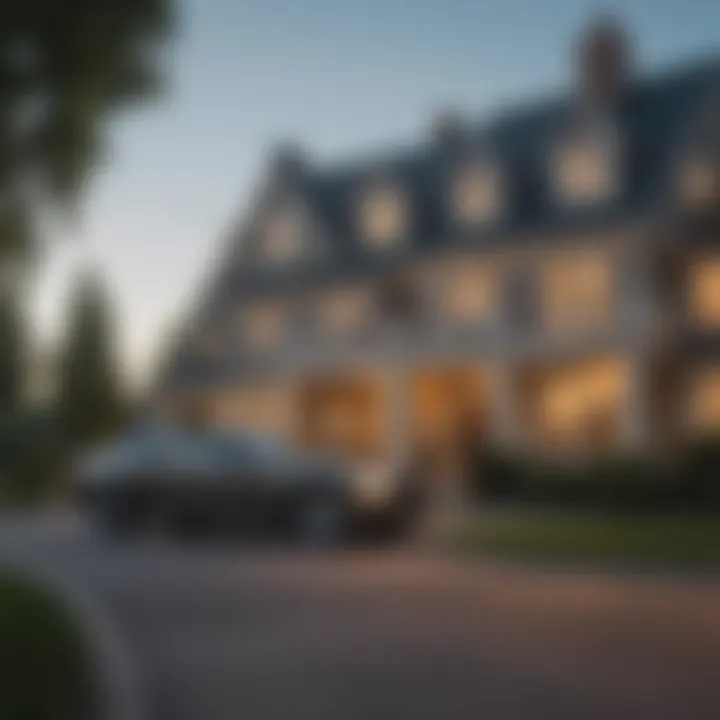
<box><xmin>411</xmin><ymin>367</ymin><xmax>487</xmax><ymax>458</ymax></box>
<box><xmin>359</xmin><ymin>185</ymin><xmax>407</xmax><ymax>248</ymax></box>
<box><xmin>226</xmin><ymin>384</ymin><xmax>291</xmax><ymax>437</ymax></box>
<box><xmin>452</xmin><ymin>164</ymin><xmax>501</xmax><ymax>225</ymax></box>
<box><xmin>297</xmin><ymin>374</ymin><xmax>386</xmax><ymax>457</ymax></box>
<box><xmin>542</xmin><ymin>252</ymin><xmax>612</xmax><ymax>331</ymax></box>
<box><xmin>688</xmin><ymin>257</ymin><xmax>720</xmax><ymax>327</ymax></box>
<box><xmin>524</xmin><ymin>359</ymin><xmax>628</xmax><ymax>447</ymax></box>
<box><xmin>681</xmin><ymin>159</ymin><xmax>717</xmax><ymax>208</ymax></box>
<box><xmin>442</xmin><ymin>259</ymin><xmax>496</xmax><ymax>323</ymax></box>
<box><xmin>261</xmin><ymin>204</ymin><xmax>305</xmax><ymax>262</ymax></box>
<box><xmin>554</xmin><ymin>136</ymin><xmax>616</xmax><ymax>204</ymax></box>
<box><xmin>687</xmin><ymin>367</ymin><xmax>720</xmax><ymax>432</ymax></box>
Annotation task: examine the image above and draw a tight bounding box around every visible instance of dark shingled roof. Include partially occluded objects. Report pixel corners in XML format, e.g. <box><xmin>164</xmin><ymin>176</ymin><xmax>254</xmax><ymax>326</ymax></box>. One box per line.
<box><xmin>212</xmin><ymin>55</ymin><xmax>720</xmax><ymax>303</ymax></box>
<box><xmin>165</xmin><ymin>55</ymin><xmax>720</xmax><ymax>389</ymax></box>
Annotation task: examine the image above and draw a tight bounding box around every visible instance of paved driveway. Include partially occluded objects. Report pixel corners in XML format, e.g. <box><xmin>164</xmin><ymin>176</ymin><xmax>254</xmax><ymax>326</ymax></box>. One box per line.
<box><xmin>1</xmin><ymin>513</ymin><xmax>720</xmax><ymax>720</ymax></box>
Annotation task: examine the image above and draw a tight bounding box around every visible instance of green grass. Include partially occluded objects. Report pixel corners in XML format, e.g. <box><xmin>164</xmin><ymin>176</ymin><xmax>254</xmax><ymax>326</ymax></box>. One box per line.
<box><xmin>447</xmin><ymin>514</ymin><xmax>720</xmax><ymax>568</ymax></box>
<box><xmin>0</xmin><ymin>569</ymin><xmax>89</xmax><ymax>720</ymax></box>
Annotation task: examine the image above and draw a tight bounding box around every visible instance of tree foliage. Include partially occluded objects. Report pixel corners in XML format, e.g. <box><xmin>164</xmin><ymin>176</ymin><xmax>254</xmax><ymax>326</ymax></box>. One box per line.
<box><xmin>0</xmin><ymin>0</ymin><xmax>173</xmax><ymax>264</ymax></box>
<box><xmin>57</xmin><ymin>271</ymin><xmax>125</xmax><ymax>446</ymax></box>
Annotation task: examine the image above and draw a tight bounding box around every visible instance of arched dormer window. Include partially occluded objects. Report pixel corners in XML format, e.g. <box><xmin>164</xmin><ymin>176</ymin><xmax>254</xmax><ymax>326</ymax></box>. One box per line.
<box><xmin>451</xmin><ymin>160</ymin><xmax>503</xmax><ymax>227</ymax></box>
<box><xmin>552</xmin><ymin>115</ymin><xmax>621</xmax><ymax>206</ymax></box>
<box><xmin>256</xmin><ymin>199</ymin><xmax>309</xmax><ymax>264</ymax></box>
<box><xmin>357</xmin><ymin>181</ymin><xmax>408</xmax><ymax>250</ymax></box>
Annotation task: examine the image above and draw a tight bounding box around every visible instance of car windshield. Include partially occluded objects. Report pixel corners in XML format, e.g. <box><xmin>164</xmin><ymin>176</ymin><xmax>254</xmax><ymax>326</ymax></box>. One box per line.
<box><xmin>192</xmin><ymin>432</ymin><xmax>294</xmax><ymax>472</ymax></box>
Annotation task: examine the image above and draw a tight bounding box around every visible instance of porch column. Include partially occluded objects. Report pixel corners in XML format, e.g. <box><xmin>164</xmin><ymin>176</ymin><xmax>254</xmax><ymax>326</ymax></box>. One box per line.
<box><xmin>620</xmin><ymin>357</ymin><xmax>651</xmax><ymax>452</ymax></box>
<box><xmin>382</xmin><ymin>366</ymin><xmax>410</xmax><ymax>465</ymax></box>
<box><xmin>487</xmin><ymin>363</ymin><xmax>522</xmax><ymax>450</ymax></box>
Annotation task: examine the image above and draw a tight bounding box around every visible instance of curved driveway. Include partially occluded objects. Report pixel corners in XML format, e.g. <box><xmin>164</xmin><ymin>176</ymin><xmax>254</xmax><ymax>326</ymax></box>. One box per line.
<box><xmin>1</xmin><ymin>513</ymin><xmax>719</xmax><ymax>720</ymax></box>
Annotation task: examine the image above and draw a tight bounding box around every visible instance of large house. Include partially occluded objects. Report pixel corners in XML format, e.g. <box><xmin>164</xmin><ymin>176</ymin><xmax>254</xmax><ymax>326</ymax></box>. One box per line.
<box><xmin>158</xmin><ymin>20</ymin><xmax>720</xmax><ymax>478</ymax></box>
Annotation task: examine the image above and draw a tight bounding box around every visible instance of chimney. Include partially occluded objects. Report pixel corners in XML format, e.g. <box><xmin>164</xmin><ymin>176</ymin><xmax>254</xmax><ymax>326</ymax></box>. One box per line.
<box><xmin>431</xmin><ymin>108</ymin><xmax>467</xmax><ymax>151</ymax></box>
<box><xmin>576</xmin><ymin>17</ymin><xmax>633</xmax><ymax>105</ymax></box>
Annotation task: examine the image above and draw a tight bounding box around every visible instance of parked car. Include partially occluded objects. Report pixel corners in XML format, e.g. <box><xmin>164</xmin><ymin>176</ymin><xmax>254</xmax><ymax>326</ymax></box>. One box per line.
<box><xmin>76</xmin><ymin>424</ymin><xmax>421</xmax><ymax>543</ymax></box>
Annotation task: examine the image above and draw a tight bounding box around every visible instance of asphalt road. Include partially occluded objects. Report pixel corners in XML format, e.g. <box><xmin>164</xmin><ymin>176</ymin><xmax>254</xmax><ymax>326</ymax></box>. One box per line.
<box><xmin>1</xmin><ymin>512</ymin><xmax>720</xmax><ymax>720</ymax></box>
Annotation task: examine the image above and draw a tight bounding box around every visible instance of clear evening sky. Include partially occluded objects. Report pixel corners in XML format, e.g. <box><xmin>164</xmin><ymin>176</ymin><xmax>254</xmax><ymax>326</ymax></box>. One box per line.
<box><xmin>32</xmin><ymin>0</ymin><xmax>720</xmax><ymax>388</ymax></box>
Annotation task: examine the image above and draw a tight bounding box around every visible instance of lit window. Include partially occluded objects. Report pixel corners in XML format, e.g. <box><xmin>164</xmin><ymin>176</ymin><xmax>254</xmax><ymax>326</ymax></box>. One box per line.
<box><xmin>260</xmin><ymin>203</ymin><xmax>306</xmax><ymax>263</ymax></box>
<box><xmin>442</xmin><ymin>259</ymin><xmax>497</xmax><ymax>323</ymax></box>
<box><xmin>680</xmin><ymin>158</ymin><xmax>717</xmax><ymax>208</ymax></box>
<box><xmin>358</xmin><ymin>185</ymin><xmax>408</xmax><ymax>249</ymax></box>
<box><xmin>452</xmin><ymin>163</ymin><xmax>502</xmax><ymax>226</ymax></box>
<box><xmin>320</xmin><ymin>288</ymin><xmax>373</xmax><ymax>335</ymax></box>
<box><xmin>688</xmin><ymin>257</ymin><xmax>720</xmax><ymax>328</ymax></box>
<box><xmin>553</xmin><ymin>121</ymin><xmax>619</xmax><ymax>205</ymax></box>
<box><xmin>687</xmin><ymin>367</ymin><xmax>720</xmax><ymax>434</ymax></box>
<box><xmin>241</xmin><ymin>302</ymin><xmax>285</xmax><ymax>349</ymax></box>
<box><xmin>541</xmin><ymin>253</ymin><xmax>613</xmax><ymax>331</ymax></box>
<box><xmin>531</xmin><ymin>360</ymin><xmax>628</xmax><ymax>447</ymax></box>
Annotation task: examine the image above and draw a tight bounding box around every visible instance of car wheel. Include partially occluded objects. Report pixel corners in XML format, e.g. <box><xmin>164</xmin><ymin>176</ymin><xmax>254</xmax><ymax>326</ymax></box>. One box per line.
<box><xmin>297</xmin><ymin>494</ymin><xmax>346</xmax><ymax>547</ymax></box>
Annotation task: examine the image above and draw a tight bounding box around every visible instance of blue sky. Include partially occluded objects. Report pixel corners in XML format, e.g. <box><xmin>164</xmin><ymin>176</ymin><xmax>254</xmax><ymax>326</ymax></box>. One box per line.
<box><xmin>32</xmin><ymin>0</ymin><xmax>720</xmax><ymax>386</ymax></box>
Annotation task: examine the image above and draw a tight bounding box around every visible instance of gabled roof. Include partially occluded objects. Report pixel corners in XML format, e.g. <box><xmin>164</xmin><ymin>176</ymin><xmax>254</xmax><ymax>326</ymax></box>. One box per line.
<box><xmin>214</xmin><ymin>55</ymin><xmax>720</xmax><ymax>304</ymax></box>
<box><xmin>162</xmin><ymin>55</ymin><xmax>720</xmax><ymax>390</ymax></box>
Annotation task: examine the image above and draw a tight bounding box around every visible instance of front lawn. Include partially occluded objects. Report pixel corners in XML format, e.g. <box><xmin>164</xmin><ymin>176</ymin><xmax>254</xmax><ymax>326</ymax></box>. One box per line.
<box><xmin>0</xmin><ymin>568</ymin><xmax>90</xmax><ymax>720</ymax></box>
<box><xmin>446</xmin><ymin>513</ymin><xmax>720</xmax><ymax>568</ymax></box>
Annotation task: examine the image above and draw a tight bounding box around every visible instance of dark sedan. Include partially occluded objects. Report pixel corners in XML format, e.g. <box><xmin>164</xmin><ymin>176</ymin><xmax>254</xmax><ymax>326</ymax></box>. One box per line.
<box><xmin>77</xmin><ymin>425</ymin><xmax>420</xmax><ymax>543</ymax></box>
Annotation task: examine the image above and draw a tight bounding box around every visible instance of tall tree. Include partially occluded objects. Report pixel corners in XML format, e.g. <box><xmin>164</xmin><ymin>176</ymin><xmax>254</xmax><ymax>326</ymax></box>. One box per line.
<box><xmin>0</xmin><ymin>289</ymin><xmax>25</xmax><ymax>415</ymax></box>
<box><xmin>57</xmin><ymin>271</ymin><xmax>124</xmax><ymax>445</ymax></box>
<box><xmin>0</xmin><ymin>1</ymin><xmax>173</xmax><ymax>265</ymax></box>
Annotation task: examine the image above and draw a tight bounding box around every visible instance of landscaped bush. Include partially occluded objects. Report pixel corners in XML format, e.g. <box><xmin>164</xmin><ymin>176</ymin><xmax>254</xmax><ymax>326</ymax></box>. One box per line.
<box><xmin>681</xmin><ymin>435</ymin><xmax>720</xmax><ymax>502</ymax></box>
<box><xmin>475</xmin><ymin>447</ymin><xmax>718</xmax><ymax>513</ymax></box>
<box><xmin>0</xmin><ymin>569</ymin><xmax>90</xmax><ymax>720</ymax></box>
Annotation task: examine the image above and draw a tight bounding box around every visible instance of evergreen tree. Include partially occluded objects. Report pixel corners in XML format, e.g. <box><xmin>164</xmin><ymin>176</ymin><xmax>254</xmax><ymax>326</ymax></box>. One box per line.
<box><xmin>57</xmin><ymin>272</ymin><xmax>124</xmax><ymax>446</ymax></box>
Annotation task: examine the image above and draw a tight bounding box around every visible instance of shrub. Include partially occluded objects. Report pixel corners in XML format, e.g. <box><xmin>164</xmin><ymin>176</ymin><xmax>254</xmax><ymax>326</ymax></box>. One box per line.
<box><xmin>475</xmin><ymin>450</ymin><xmax>700</xmax><ymax>513</ymax></box>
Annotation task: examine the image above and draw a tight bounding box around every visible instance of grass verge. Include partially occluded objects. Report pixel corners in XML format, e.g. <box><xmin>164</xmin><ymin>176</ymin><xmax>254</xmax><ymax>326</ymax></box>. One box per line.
<box><xmin>0</xmin><ymin>568</ymin><xmax>90</xmax><ymax>720</ymax></box>
<box><xmin>446</xmin><ymin>514</ymin><xmax>720</xmax><ymax>569</ymax></box>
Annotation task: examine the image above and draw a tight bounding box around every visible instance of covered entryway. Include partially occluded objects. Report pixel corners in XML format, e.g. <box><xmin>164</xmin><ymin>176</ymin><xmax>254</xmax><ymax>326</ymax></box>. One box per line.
<box><xmin>411</xmin><ymin>366</ymin><xmax>489</xmax><ymax>498</ymax></box>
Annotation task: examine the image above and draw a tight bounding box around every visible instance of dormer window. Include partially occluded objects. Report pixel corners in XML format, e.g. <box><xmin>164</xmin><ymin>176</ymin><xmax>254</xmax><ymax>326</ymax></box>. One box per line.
<box><xmin>358</xmin><ymin>183</ymin><xmax>408</xmax><ymax>249</ymax></box>
<box><xmin>680</xmin><ymin>157</ymin><xmax>718</xmax><ymax>209</ymax></box>
<box><xmin>452</xmin><ymin>162</ymin><xmax>502</xmax><ymax>226</ymax></box>
<box><xmin>259</xmin><ymin>202</ymin><xmax>307</xmax><ymax>264</ymax></box>
<box><xmin>552</xmin><ymin>119</ymin><xmax>620</xmax><ymax>206</ymax></box>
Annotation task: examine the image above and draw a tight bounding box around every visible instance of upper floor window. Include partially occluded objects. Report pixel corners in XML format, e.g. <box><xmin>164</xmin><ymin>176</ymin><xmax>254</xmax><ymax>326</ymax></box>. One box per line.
<box><xmin>357</xmin><ymin>183</ymin><xmax>408</xmax><ymax>250</ymax></box>
<box><xmin>240</xmin><ymin>301</ymin><xmax>286</xmax><ymax>350</ymax></box>
<box><xmin>688</xmin><ymin>256</ymin><xmax>720</xmax><ymax>328</ymax></box>
<box><xmin>680</xmin><ymin>157</ymin><xmax>718</xmax><ymax>209</ymax></box>
<box><xmin>452</xmin><ymin>162</ymin><xmax>502</xmax><ymax>227</ymax></box>
<box><xmin>319</xmin><ymin>287</ymin><xmax>374</xmax><ymax>336</ymax></box>
<box><xmin>540</xmin><ymin>252</ymin><xmax>613</xmax><ymax>332</ymax></box>
<box><xmin>439</xmin><ymin>258</ymin><xmax>497</xmax><ymax>324</ymax></box>
<box><xmin>552</xmin><ymin>119</ymin><xmax>620</xmax><ymax>206</ymax></box>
